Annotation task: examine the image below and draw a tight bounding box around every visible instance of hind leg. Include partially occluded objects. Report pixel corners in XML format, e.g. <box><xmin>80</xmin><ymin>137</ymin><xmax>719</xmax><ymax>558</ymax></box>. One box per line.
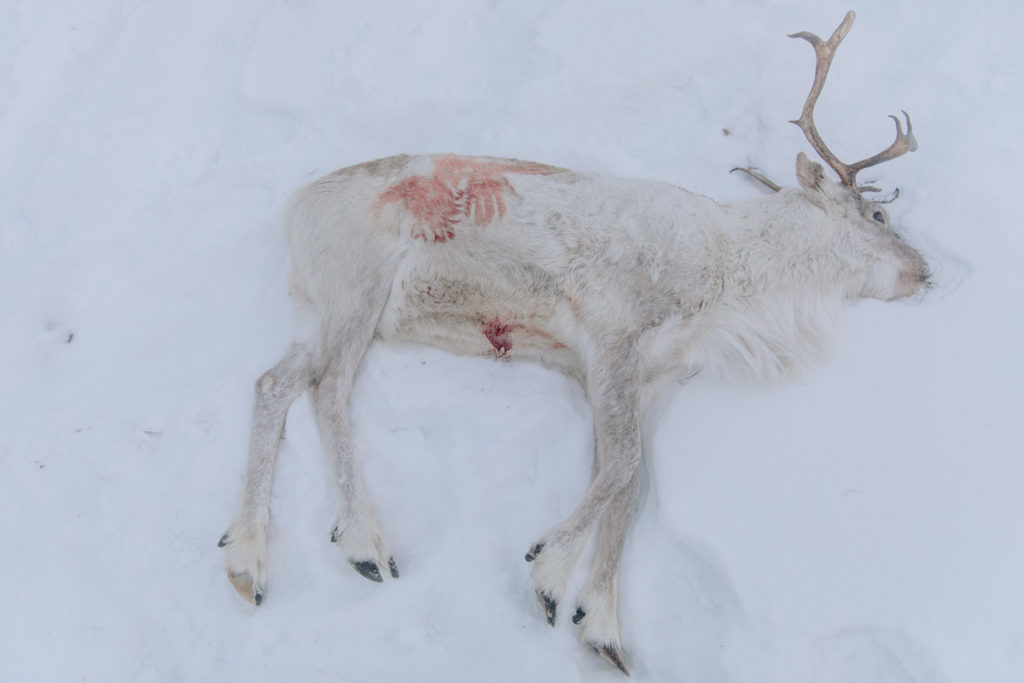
<box><xmin>219</xmin><ymin>343</ymin><xmax>313</xmax><ymax>604</ymax></box>
<box><xmin>296</xmin><ymin>238</ymin><xmax>400</xmax><ymax>581</ymax></box>
<box><xmin>312</xmin><ymin>324</ymin><xmax>398</xmax><ymax>583</ymax></box>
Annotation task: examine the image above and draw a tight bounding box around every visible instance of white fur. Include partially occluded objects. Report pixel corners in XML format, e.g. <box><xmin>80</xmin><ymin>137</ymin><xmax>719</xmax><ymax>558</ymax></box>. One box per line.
<box><xmin>220</xmin><ymin>151</ymin><xmax>928</xmax><ymax>671</ymax></box>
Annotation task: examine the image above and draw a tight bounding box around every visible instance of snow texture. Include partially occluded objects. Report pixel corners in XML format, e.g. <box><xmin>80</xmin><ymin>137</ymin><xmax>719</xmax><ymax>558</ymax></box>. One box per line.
<box><xmin>1</xmin><ymin>1</ymin><xmax>1021</xmax><ymax>681</ymax></box>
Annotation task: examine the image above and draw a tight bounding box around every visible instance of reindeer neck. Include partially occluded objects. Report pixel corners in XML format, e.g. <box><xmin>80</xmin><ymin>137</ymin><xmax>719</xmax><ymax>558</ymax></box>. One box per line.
<box><xmin>716</xmin><ymin>190</ymin><xmax>842</xmax><ymax>300</ymax></box>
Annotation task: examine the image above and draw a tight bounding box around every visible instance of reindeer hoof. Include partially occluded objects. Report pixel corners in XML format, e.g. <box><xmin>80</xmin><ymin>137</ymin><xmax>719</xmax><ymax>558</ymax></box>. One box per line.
<box><xmin>590</xmin><ymin>641</ymin><xmax>630</xmax><ymax>676</ymax></box>
<box><xmin>227</xmin><ymin>570</ymin><xmax>264</xmax><ymax>606</ymax></box>
<box><xmin>350</xmin><ymin>560</ymin><xmax>384</xmax><ymax>583</ymax></box>
<box><xmin>536</xmin><ymin>589</ymin><xmax>557</xmax><ymax>626</ymax></box>
<box><xmin>572</xmin><ymin>606</ymin><xmax>586</xmax><ymax>624</ymax></box>
<box><xmin>388</xmin><ymin>556</ymin><xmax>400</xmax><ymax>579</ymax></box>
<box><xmin>524</xmin><ymin>541</ymin><xmax>545</xmax><ymax>562</ymax></box>
<box><xmin>221</xmin><ymin>524</ymin><xmax>267</xmax><ymax>606</ymax></box>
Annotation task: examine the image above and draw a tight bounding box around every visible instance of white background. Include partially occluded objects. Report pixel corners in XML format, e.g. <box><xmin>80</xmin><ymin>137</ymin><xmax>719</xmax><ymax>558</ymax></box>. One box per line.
<box><xmin>1</xmin><ymin>1</ymin><xmax>1021</xmax><ymax>681</ymax></box>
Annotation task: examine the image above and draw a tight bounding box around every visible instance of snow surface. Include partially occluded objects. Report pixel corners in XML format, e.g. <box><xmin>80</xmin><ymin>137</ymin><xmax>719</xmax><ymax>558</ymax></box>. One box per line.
<box><xmin>1</xmin><ymin>1</ymin><xmax>1022</xmax><ymax>681</ymax></box>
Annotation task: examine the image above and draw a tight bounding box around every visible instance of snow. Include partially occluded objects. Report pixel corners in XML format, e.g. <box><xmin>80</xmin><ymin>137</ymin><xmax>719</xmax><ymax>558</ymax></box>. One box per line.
<box><xmin>1</xmin><ymin>0</ymin><xmax>1021</xmax><ymax>681</ymax></box>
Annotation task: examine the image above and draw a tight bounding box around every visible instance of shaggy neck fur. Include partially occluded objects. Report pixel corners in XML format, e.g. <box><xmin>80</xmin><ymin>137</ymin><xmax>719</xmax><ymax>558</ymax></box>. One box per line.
<box><xmin>684</xmin><ymin>189</ymin><xmax>848</xmax><ymax>384</ymax></box>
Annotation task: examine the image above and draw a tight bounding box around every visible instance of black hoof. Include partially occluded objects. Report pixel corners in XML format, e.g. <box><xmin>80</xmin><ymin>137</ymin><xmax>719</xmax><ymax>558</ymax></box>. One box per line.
<box><xmin>329</xmin><ymin>527</ymin><xmax>340</xmax><ymax>543</ymax></box>
<box><xmin>537</xmin><ymin>590</ymin><xmax>557</xmax><ymax>626</ymax></box>
<box><xmin>524</xmin><ymin>541</ymin><xmax>545</xmax><ymax>562</ymax></box>
<box><xmin>217</xmin><ymin>533</ymin><xmax>229</xmax><ymax>547</ymax></box>
<box><xmin>591</xmin><ymin>642</ymin><xmax>630</xmax><ymax>676</ymax></box>
<box><xmin>254</xmin><ymin>589</ymin><xmax>264</xmax><ymax>606</ymax></box>
<box><xmin>572</xmin><ymin>607</ymin><xmax>586</xmax><ymax>624</ymax></box>
<box><xmin>350</xmin><ymin>560</ymin><xmax>383</xmax><ymax>583</ymax></box>
<box><xmin>388</xmin><ymin>556</ymin><xmax>400</xmax><ymax>579</ymax></box>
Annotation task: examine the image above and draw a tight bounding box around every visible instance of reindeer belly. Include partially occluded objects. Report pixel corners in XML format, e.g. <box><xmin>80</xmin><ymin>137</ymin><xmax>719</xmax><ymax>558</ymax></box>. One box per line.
<box><xmin>376</xmin><ymin>258</ymin><xmax>578</xmax><ymax>367</ymax></box>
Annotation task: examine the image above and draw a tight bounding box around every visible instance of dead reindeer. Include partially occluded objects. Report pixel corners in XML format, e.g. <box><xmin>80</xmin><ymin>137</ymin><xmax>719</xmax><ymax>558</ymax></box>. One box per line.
<box><xmin>219</xmin><ymin>11</ymin><xmax>928</xmax><ymax>675</ymax></box>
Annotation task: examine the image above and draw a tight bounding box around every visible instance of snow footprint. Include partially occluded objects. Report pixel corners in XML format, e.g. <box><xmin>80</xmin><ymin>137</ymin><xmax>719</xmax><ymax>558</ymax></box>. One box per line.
<box><xmin>810</xmin><ymin>627</ymin><xmax>941</xmax><ymax>683</ymax></box>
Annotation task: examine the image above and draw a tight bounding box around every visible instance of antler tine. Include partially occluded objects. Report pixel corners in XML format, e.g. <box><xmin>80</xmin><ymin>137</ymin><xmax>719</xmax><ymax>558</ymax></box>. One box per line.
<box><xmin>846</xmin><ymin>111</ymin><xmax>918</xmax><ymax>180</ymax></box>
<box><xmin>789</xmin><ymin>11</ymin><xmax>858</xmax><ymax>187</ymax></box>
<box><xmin>790</xmin><ymin>11</ymin><xmax>918</xmax><ymax>190</ymax></box>
<box><xmin>730</xmin><ymin>166</ymin><xmax>782</xmax><ymax>192</ymax></box>
<box><xmin>790</xmin><ymin>10</ymin><xmax>921</xmax><ymax>191</ymax></box>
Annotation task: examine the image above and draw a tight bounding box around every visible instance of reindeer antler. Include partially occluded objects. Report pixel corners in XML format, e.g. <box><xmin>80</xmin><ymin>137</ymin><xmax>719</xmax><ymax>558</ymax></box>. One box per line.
<box><xmin>789</xmin><ymin>11</ymin><xmax>917</xmax><ymax>190</ymax></box>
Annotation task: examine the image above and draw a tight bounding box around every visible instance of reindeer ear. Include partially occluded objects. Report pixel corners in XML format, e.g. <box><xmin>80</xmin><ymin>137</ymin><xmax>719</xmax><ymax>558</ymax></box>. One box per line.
<box><xmin>795</xmin><ymin>152</ymin><xmax>826</xmax><ymax>192</ymax></box>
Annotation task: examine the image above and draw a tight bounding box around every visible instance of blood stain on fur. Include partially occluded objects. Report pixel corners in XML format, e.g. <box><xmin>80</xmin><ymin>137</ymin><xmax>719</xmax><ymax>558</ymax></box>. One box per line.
<box><xmin>481</xmin><ymin>317</ymin><xmax>516</xmax><ymax>356</ymax></box>
<box><xmin>378</xmin><ymin>156</ymin><xmax>565</xmax><ymax>242</ymax></box>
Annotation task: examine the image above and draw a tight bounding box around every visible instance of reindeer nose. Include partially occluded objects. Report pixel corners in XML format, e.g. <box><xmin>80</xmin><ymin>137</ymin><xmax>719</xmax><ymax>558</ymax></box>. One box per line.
<box><xmin>894</xmin><ymin>263</ymin><xmax>930</xmax><ymax>299</ymax></box>
<box><xmin>915</xmin><ymin>261</ymin><xmax>932</xmax><ymax>286</ymax></box>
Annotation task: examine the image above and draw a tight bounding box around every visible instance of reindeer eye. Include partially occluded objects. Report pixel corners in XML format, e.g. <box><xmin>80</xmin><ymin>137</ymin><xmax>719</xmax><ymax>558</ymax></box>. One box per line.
<box><xmin>872</xmin><ymin>211</ymin><xmax>886</xmax><ymax>224</ymax></box>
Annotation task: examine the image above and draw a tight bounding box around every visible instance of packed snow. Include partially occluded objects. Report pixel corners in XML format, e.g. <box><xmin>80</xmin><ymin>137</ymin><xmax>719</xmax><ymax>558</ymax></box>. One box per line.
<box><xmin>2</xmin><ymin>0</ymin><xmax>1022</xmax><ymax>681</ymax></box>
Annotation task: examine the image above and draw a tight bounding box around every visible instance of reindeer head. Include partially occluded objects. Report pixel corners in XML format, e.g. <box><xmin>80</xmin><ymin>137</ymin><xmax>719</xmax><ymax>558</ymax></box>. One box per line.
<box><xmin>789</xmin><ymin>11</ymin><xmax>930</xmax><ymax>301</ymax></box>
<box><xmin>792</xmin><ymin>149</ymin><xmax>930</xmax><ymax>301</ymax></box>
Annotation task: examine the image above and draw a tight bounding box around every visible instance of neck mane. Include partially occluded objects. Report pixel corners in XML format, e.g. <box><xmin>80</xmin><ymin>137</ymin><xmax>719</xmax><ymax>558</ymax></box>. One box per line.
<box><xmin>686</xmin><ymin>190</ymin><xmax>847</xmax><ymax>383</ymax></box>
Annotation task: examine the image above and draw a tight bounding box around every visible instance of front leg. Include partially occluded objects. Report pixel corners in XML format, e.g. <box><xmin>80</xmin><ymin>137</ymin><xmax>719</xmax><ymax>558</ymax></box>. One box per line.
<box><xmin>525</xmin><ymin>343</ymin><xmax>642</xmax><ymax>631</ymax></box>
<box><xmin>571</xmin><ymin>470</ymin><xmax>640</xmax><ymax>676</ymax></box>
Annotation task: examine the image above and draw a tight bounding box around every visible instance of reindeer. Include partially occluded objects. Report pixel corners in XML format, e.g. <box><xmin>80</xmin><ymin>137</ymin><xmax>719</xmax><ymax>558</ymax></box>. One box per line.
<box><xmin>218</xmin><ymin>12</ymin><xmax>928</xmax><ymax>675</ymax></box>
